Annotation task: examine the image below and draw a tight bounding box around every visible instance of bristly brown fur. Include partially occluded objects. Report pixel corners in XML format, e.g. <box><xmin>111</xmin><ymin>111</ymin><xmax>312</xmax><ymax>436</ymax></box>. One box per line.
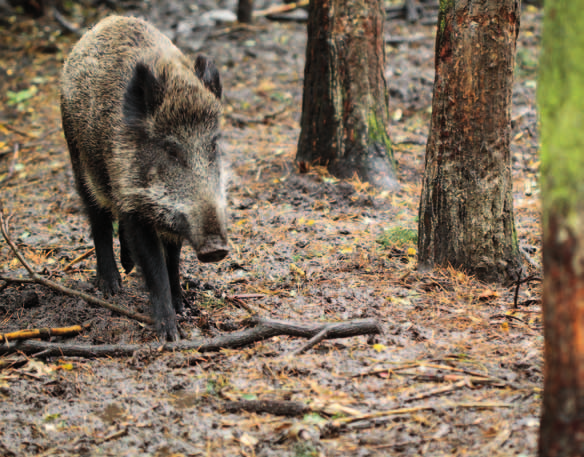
<box><xmin>61</xmin><ymin>15</ymin><xmax>222</xmax><ymax>220</ymax></box>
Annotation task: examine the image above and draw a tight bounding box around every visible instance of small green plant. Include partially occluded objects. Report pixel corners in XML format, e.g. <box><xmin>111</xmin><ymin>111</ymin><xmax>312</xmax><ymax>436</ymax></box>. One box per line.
<box><xmin>206</xmin><ymin>373</ymin><xmax>229</xmax><ymax>396</ymax></box>
<box><xmin>6</xmin><ymin>86</ymin><xmax>38</xmax><ymax>111</ymax></box>
<box><xmin>376</xmin><ymin>226</ymin><xmax>418</xmax><ymax>248</ymax></box>
<box><xmin>198</xmin><ymin>291</ymin><xmax>225</xmax><ymax>310</ymax></box>
<box><xmin>294</xmin><ymin>443</ymin><xmax>319</xmax><ymax>457</ymax></box>
<box><xmin>43</xmin><ymin>413</ymin><xmax>61</xmax><ymax>422</ymax></box>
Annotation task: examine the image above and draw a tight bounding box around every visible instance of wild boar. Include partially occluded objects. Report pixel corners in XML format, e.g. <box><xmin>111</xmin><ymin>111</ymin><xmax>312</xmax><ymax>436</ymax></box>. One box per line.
<box><xmin>61</xmin><ymin>15</ymin><xmax>228</xmax><ymax>341</ymax></box>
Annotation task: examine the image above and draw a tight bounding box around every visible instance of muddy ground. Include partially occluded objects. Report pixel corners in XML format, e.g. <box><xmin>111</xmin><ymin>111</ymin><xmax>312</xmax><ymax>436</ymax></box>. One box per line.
<box><xmin>0</xmin><ymin>2</ymin><xmax>542</xmax><ymax>456</ymax></box>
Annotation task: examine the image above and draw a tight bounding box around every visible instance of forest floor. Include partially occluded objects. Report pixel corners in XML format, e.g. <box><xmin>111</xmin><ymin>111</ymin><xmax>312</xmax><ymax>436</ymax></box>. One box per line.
<box><xmin>0</xmin><ymin>1</ymin><xmax>542</xmax><ymax>456</ymax></box>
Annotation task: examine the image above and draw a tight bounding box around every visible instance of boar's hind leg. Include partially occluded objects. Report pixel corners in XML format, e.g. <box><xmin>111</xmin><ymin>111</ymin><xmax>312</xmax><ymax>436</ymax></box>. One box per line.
<box><xmin>86</xmin><ymin>203</ymin><xmax>122</xmax><ymax>295</ymax></box>
<box><xmin>164</xmin><ymin>240</ymin><xmax>184</xmax><ymax>314</ymax></box>
<box><xmin>62</xmin><ymin>112</ymin><xmax>121</xmax><ymax>296</ymax></box>
<box><xmin>118</xmin><ymin>220</ymin><xmax>135</xmax><ymax>274</ymax></box>
<box><xmin>122</xmin><ymin>214</ymin><xmax>180</xmax><ymax>342</ymax></box>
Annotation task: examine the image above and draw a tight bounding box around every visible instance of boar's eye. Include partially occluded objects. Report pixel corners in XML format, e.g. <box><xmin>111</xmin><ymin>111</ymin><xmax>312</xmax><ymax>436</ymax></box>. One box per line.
<box><xmin>165</xmin><ymin>143</ymin><xmax>188</xmax><ymax>167</ymax></box>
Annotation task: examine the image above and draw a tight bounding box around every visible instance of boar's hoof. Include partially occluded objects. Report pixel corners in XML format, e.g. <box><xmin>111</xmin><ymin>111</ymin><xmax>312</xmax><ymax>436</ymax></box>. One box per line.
<box><xmin>96</xmin><ymin>269</ymin><xmax>122</xmax><ymax>296</ymax></box>
<box><xmin>157</xmin><ymin>319</ymin><xmax>180</xmax><ymax>342</ymax></box>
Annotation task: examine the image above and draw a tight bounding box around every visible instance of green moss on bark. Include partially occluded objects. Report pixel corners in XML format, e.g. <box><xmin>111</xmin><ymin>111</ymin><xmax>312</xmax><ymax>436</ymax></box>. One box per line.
<box><xmin>539</xmin><ymin>4</ymin><xmax>584</xmax><ymax>219</ymax></box>
<box><xmin>367</xmin><ymin>110</ymin><xmax>393</xmax><ymax>159</ymax></box>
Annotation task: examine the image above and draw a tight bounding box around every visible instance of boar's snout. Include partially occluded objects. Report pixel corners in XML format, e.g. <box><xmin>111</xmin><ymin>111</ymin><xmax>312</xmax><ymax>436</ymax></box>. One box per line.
<box><xmin>197</xmin><ymin>235</ymin><xmax>228</xmax><ymax>263</ymax></box>
<box><xmin>193</xmin><ymin>203</ymin><xmax>228</xmax><ymax>263</ymax></box>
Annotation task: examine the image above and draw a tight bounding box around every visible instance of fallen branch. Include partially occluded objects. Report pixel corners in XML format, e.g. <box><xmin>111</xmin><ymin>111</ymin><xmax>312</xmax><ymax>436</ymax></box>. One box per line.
<box><xmin>222</xmin><ymin>396</ymin><xmax>511</xmax><ymax>434</ymax></box>
<box><xmin>223</xmin><ymin>399</ymin><xmax>309</xmax><ymax>416</ymax></box>
<box><xmin>0</xmin><ymin>275</ymin><xmax>36</xmax><ymax>284</ymax></box>
<box><xmin>0</xmin><ymin>317</ymin><xmax>382</xmax><ymax>358</ymax></box>
<box><xmin>0</xmin><ymin>205</ymin><xmax>153</xmax><ymax>325</ymax></box>
<box><xmin>0</xmin><ymin>323</ymin><xmax>90</xmax><ymax>343</ymax></box>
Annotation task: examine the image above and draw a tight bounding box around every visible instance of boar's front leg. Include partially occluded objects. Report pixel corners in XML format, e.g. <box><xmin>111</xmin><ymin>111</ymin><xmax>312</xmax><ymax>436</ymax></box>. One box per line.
<box><xmin>164</xmin><ymin>239</ymin><xmax>185</xmax><ymax>315</ymax></box>
<box><xmin>122</xmin><ymin>213</ymin><xmax>179</xmax><ymax>342</ymax></box>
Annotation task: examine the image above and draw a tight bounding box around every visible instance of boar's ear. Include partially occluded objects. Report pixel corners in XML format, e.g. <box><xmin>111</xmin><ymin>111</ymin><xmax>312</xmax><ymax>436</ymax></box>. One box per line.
<box><xmin>195</xmin><ymin>55</ymin><xmax>222</xmax><ymax>100</ymax></box>
<box><xmin>123</xmin><ymin>62</ymin><xmax>165</xmax><ymax>123</ymax></box>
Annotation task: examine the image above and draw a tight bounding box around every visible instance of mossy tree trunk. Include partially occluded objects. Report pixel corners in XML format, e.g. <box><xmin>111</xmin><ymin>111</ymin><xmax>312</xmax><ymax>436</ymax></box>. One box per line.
<box><xmin>296</xmin><ymin>0</ymin><xmax>398</xmax><ymax>190</ymax></box>
<box><xmin>417</xmin><ymin>0</ymin><xmax>521</xmax><ymax>282</ymax></box>
<box><xmin>539</xmin><ymin>2</ymin><xmax>584</xmax><ymax>455</ymax></box>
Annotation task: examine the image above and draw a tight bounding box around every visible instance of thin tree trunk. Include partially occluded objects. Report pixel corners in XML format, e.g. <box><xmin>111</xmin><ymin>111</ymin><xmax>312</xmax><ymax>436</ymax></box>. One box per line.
<box><xmin>539</xmin><ymin>1</ymin><xmax>584</xmax><ymax>455</ymax></box>
<box><xmin>417</xmin><ymin>0</ymin><xmax>521</xmax><ymax>282</ymax></box>
<box><xmin>296</xmin><ymin>0</ymin><xmax>398</xmax><ymax>190</ymax></box>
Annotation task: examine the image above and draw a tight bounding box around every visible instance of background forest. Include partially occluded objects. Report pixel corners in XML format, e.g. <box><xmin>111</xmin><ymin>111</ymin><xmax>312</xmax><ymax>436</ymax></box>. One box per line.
<box><xmin>0</xmin><ymin>0</ymin><xmax>542</xmax><ymax>456</ymax></box>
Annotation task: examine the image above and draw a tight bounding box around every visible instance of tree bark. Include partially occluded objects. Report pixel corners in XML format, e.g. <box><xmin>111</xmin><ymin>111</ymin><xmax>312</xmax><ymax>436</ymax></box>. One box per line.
<box><xmin>417</xmin><ymin>0</ymin><xmax>521</xmax><ymax>282</ymax></box>
<box><xmin>539</xmin><ymin>2</ymin><xmax>584</xmax><ymax>455</ymax></box>
<box><xmin>296</xmin><ymin>0</ymin><xmax>398</xmax><ymax>190</ymax></box>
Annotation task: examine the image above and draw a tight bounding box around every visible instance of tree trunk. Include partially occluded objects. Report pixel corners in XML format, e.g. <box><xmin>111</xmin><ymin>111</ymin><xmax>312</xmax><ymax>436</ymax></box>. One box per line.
<box><xmin>539</xmin><ymin>2</ymin><xmax>584</xmax><ymax>455</ymax></box>
<box><xmin>237</xmin><ymin>0</ymin><xmax>254</xmax><ymax>23</ymax></box>
<box><xmin>417</xmin><ymin>0</ymin><xmax>521</xmax><ymax>282</ymax></box>
<box><xmin>296</xmin><ymin>0</ymin><xmax>398</xmax><ymax>190</ymax></box>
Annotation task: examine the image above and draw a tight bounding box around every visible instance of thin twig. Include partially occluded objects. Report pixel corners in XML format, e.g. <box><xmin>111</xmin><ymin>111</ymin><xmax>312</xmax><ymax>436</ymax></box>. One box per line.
<box><xmin>226</xmin><ymin>107</ymin><xmax>287</xmax><ymax>126</ymax></box>
<box><xmin>329</xmin><ymin>402</ymin><xmax>512</xmax><ymax>427</ymax></box>
<box><xmin>513</xmin><ymin>273</ymin><xmax>542</xmax><ymax>309</ymax></box>
<box><xmin>1</xmin><ymin>143</ymin><xmax>19</xmax><ymax>184</ymax></box>
<box><xmin>225</xmin><ymin>295</ymin><xmax>253</xmax><ymax>312</ymax></box>
<box><xmin>63</xmin><ymin>247</ymin><xmax>95</xmax><ymax>271</ymax></box>
<box><xmin>290</xmin><ymin>327</ymin><xmax>329</xmax><ymax>356</ymax></box>
<box><xmin>402</xmin><ymin>379</ymin><xmax>468</xmax><ymax>403</ymax></box>
<box><xmin>0</xmin><ymin>123</ymin><xmax>33</xmax><ymax>138</ymax></box>
<box><xmin>253</xmin><ymin>0</ymin><xmax>309</xmax><ymax>17</ymax></box>
<box><xmin>52</xmin><ymin>8</ymin><xmax>83</xmax><ymax>36</ymax></box>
